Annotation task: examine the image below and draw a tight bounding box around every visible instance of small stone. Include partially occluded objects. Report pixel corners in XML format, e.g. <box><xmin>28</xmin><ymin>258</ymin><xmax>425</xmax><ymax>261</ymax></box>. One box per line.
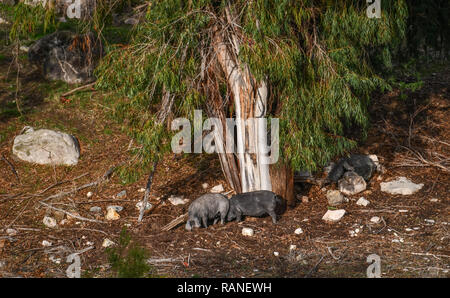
<box><xmin>405</xmin><ymin>228</ymin><xmax>413</xmax><ymax>232</ymax></box>
<box><xmin>168</xmin><ymin>195</ymin><xmax>189</xmax><ymax>205</ymax></box>
<box><xmin>210</xmin><ymin>184</ymin><xmax>224</xmax><ymax>193</ymax></box>
<box><xmin>19</xmin><ymin>45</ymin><xmax>29</xmax><ymax>52</ymax></box>
<box><xmin>115</xmin><ymin>190</ymin><xmax>127</xmax><ymax>198</ymax></box>
<box><xmin>338</xmin><ymin>172</ymin><xmax>367</xmax><ymax>196</ymax></box>
<box><xmin>370</xmin><ymin>216</ymin><xmax>381</xmax><ymax>224</ymax></box>
<box><xmin>43</xmin><ymin>216</ymin><xmax>57</xmax><ymax>228</ymax></box>
<box><xmin>0</xmin><ymin>17</ymin><xmax>10</xmax><ymax>25</ymax></box>
<box><xmin>53</xmin><ymin>210</ymin><xmax>65</xmax><ymax>221</ymax></box>
<box><xmin>242</xmin><ymin>227</ymin><xmax>254</xmax><ymax>237</ymax></box>
<box><xmin>89</xmin><ymin>206</ymin><xmax>102</xmax><ymax>213</ymax></box>
<box><xmin>273</xmin><ymin>251</ymin><xmax>279</xmax><ymax>257</ymax></box>
<box><xmin>326</xmin><ymin>190</ymin><xmax>345</xmax><ymax>206</ymax></box>
<box><xmin>124</xmin><ymin>17</ymin><xmax>139</xmax><ymax>25</ymax></box>
<box><xmin>301</xmin><ymin>196</ymin><xmax>309</xmax><ymax>203</ymax></box>
<box><xmin>430</xmin><ymin>198</ymin><xmax>439</xmax><ymax>202</ymax></box>
<box><xmin>294</xmin><ymin>228</ymin><xmax>303</xmax><ymax>235</ymax></box>
<box><xmin>136</xmin><ymin>201</ymin><xmax>152</xmax><ymax>211</ymax></box>
<box><xmin>105</xmin><ymin>208</ymin><xmax>120</xmax><ymax>221</ymax></box>
<box><xmin>380</xmin><ymin>177</ymin><xmax>424</xmax><ymax>195</ymax></box>
<box><xmin>49</xmin><ymin>256</ymin><xmax>61</xmax><ymax>264</ymax></box>
<box><xmin>107</xmin><ymin>205</ymin><xmax>123</xmax><ymax>212</ymax></box>
<box><xmin>398</xmin><ymin>209</ymin><xmax>408</xmax><ymax>213</ymax></box>
<box><xmin>322</xmin><ymin>209</ymin><xmax>346</xmax><ymax>222</ymax></box>
<box><xmin>202</xmin><ymin>183</ymin><xmax>209</xmax><ymax>189</ymax></box>
<box><xmin>86</xmin><ymin>191</ymin><xmax>93</xmax><ymax>198</ymax></box>
<box><xmin>138</xmin><ymin>188</ymin><xmax>146</xmax><ymax>193</ymax></box>
<box><xmin>102</xmin><ymin>238</ymin><xmax>115</xmax><ymax>248</ymax></box>
<box><xmin>356</xmin><ymin>197</ymin><xmax>370</xmax><ymax>206</ymax></box>
<box><xmin>424</xmin><ymin>219</ymin><xmax>435</xmax><ymax>224</ymax></box>
<box><xmin>6</xmin><ymin>228</ymin><xmax>17</xmax><ymax>236</ymax></box>
<box><xmin>42</xmin><ymin>240</ymin><xmax>52</xmax><ymax>247</ymax></box>
<box><xmin>289</xmin><ymin>245</ymin><xmax>297</xmax><ymax>251</ymax></box>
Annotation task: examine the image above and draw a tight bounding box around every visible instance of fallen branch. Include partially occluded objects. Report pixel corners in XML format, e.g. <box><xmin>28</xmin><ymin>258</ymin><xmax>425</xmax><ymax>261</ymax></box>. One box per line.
<box><xmin>41</xmin><ymin>166</ymin><xmax>115</xmax><ymax>202</ymax></box>
<box><xmin>39</xmin><ymin>201</ymin><xmax>104</xmax><ymax>223</ymax></box>
<box><xmin>138</xmin><ymin>161</ymin><xmax>158</xmax><ymax>222</ymax></box>
<box><xmin>161</xmin><ymin>213</ymin><xmax>188</xmax><ymax>231</ymax></box>
<box><xmin>60</xmin><ymin>82</ymin><xmax>95</xmax><ymax>98</ymax></box>
<box><xmin>1</xmin><ymin>154</ymin><xmax>20</xmax><ymax>183</ymax></box>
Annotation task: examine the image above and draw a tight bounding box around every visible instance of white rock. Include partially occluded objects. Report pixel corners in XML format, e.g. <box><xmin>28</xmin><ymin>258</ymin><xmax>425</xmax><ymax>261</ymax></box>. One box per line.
<box><xmin>380</xmin><ymin>177</ymin><xmax>424</xmax><ymax>195</ymax></box>
<box><xmin>86</xmin><ymin>191</ymin><xmax>93</xmax><ymax>198</ymax></box>
<box><xmin>424</xmin><ymin>219</ymin><xmax>435</xmax><ymax>224</ymax></box>
<box><xmin>356</xmin><ymin>197</ymin><xmax>370</xmax><ymax>206</ymax></box>
<box><xmin>322</xmin><ymin>209</ymin><xmax>346</xmax><ymax>222</ymax></box>
<box><xmin>136</xmin><ymin>201</ymin><xmax>152</xmax><ymax>211</ymax></box>
<box><xmin>168</xmin><ymin>195</ymin><xmax>189</xmax><ymax>205</ymax></box>
<box><xmin>138</xmin><ymin>188</ymin><xmax>146</xmax><ymax>193</ymax></box>
<box><xmin>42</xmin><ymin>240</ymin><xmax>52</xmax><ymax>247</ymax></box>
<box><xmin>105</xmin><ymin>208</ymin><xmax>120</xmax><ymax>221</ymax></box>
<box><xmin>202</xmin><ymin>183</ymin><xmax>209</xmax><ymax>189</ymax></box>
<box><xmin>338</xmin><ymin>172</ymin><xmax>367</xmax><ymax>196</ymax></box>
<box><xmin>294</xmin><ymin>228</ymin><xmax>303</xmax><ymax>235</ymax></box>
<box><xmin>6</xmin><ymin>228</ymin><xmax>17</xmax><ymax>236</ymax></box>
<box><xmin>242</xmin><ymin>227</ymin><xmax>254</xmax><ymax>237</ymax></box>
<box><xmin>430</xmin><ymin>198</ymin><xmax>439</xmax><ymax>202</ymax></box>
<box><xmin>12</xmin><ymin>127</ymin><xmax>80</xmax><ymax>166</ymax></box>
<box><xmin>326</xmin><ymin>190</ymin><xmax>345</xmax><ymax>206</ymax></box>
<box><xmin>370</xmin><ymin>216</ymin><xmax>381</xmax><ymax>224</ymax></box>
<box><xmin>43</xmin><ymin>216</ymin><xmax>57</xmax><ymax>228</ymax></box>
<box><xmin>405</xmin><ymin>228</ymin><xmax>413</xmax><ymax>232</ymax></box>
<box><xmin>289</xmin><ymin>245</ymin><xmax>297</xmax><ymax>251</ymax></box>
<box><xmin>102</xmin><ymin>238</ymin><xmax>115</xmax><ymax>248</ymax></box>
<box><xmin>398</xmin><ymin>209</ymin><xmax>408</xmax><ymax>213</ymax></box>
<box><xmin>273</xmin><ymin>251</ymin><xmax>279</xmax><ymax>257</ymax></box>
<box><xmin>210</xmin><ymin>184</ymin><xmax>224</xmax><ymax>193</ymax></box>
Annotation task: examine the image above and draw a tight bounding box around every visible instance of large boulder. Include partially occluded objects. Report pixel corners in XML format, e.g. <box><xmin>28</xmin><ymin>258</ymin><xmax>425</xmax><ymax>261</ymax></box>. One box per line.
<box><xmin>12</xmin><ymin>126</ymin><xmax>80</xmax><ymax>166</ymax></box>
<box><xmin>28</xmin><ymin>31</ymin><xmax>103</xmax><ymax>84</ymax></box>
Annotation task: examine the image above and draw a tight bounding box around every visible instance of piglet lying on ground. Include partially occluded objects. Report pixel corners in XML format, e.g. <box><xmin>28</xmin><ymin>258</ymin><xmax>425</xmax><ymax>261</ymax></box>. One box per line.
<box><xmin>227</xmin><ymin>190</ymin><xmax>283</xmax><ymax>224</ymax></box>
<box><xmin>185</xmin><ymin>193</ymin><xmax>229</xmax><ymax>231</ymax></box>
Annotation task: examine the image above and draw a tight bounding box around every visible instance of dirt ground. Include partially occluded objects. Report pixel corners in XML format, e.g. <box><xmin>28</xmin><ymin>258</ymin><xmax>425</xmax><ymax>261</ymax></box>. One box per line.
<box><xmin>0</xmin><ymin>26</ymin><xmax>449</xmax><ymax>277</ymax></box>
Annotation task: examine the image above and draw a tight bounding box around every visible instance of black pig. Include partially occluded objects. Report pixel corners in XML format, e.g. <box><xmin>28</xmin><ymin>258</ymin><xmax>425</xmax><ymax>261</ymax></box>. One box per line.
<box><xmin>227</xmin><ymin>190</ymin><xmax>283</xmax><ymax>224</ymax></box>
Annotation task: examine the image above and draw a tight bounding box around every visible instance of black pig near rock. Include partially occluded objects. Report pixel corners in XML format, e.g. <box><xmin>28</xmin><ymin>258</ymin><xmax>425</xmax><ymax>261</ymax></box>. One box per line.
<box><xmin>227</xmin><ymin>190</ymin><xmax>283</xmax><ymax>224</ymax></box>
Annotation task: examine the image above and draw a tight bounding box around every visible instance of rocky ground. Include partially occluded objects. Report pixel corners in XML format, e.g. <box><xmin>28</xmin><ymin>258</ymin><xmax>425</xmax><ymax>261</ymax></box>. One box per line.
<box><xmin>0</xmin><ymin>15</ymin><xmax>449</xmax><ymax>278</ymax></box>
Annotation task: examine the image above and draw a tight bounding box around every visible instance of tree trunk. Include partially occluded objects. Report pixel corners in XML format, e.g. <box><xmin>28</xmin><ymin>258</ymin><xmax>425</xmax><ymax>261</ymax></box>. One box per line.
<box><xmin>209</xmin><ymin>7</ymin><xmax>293</xmax><ymax>202</ymax></box>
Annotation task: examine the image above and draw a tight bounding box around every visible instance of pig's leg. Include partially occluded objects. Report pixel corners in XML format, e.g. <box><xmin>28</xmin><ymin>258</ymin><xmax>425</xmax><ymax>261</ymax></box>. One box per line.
<box><xmin>193</xmin><ymin>217</ymin><xmax>201</xmax><ymax>228</ymax></box>
<box><xmin>268</xmin><ymin>210</ymin><xmax>277</xmax><ymax>224</ymax></box>
<box><xmin>213</xmin><ymin>217</ymin><xmax>219</xmax><ymax>225</ymax></box>
<box><xmin>236</xmin><ymin>210</ymin><xmax>243</xmax><ymax>222</ymax></box>
<box><xmin>220</xmin><ymin>213</ymin><xmax>226</xmax><ymax>224</ymax></box>
<box><xmin>202</xmin><ymin>216</ymin><xmax>208</xmax><ymax>228</ymax></box>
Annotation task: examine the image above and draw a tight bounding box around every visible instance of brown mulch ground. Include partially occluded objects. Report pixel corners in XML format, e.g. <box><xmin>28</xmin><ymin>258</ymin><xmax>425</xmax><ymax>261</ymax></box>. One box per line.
<box><xmin>0</xmin><ymin>34</ymin><xmax>448</xmax><ymax>277</ymax></box>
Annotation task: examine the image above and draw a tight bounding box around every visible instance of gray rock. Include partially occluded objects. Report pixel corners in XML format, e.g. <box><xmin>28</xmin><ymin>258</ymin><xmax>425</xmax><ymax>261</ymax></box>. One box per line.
<box><xmin>338</xmin><ymin>171</ymin><xmax>367</xmax><ymax>196</ymax></box>
<box><xmin>168</xmin><ymin>195</ymin><xmax>188</xmax><ymax>205</ymax></box>
<box><xmin>380</xmin><ymin>177</ymin><xmax>424</xmax><ymax>195</ymax></box>
<box><xmin>326</xmin><ymin>190</ymin><xmax>345</xmax><ymax>206</ymax></box>
<box><xmin>12</xmin><ymin>126</ymin><xmax>80</xmax><ymax>166</ymax></box>
<box><xmin>107</xmin><ymin>205</ymin><xmax>123</xmax><ymax>212</ymax></box>
<box><xmin>356</xmin><ymin>197</ymin><xmax>370</xmax><ymax>206</ymax></box>
<box><xmin>28</xmin><ymin>31</ymin><xmax>103</xmax><ymax>84</ymax></box>
<box><xmin>135</xmin><ymin>201</ymin><xmax>152</xmax><ymax>211</ymax></box>
<box><xmin>89</xmin><ymin>206</ymin><xmax>102</xmax><ymax>213</ymax></box>
<box><xmin>115</xmin><ymin>190</ymin><xmax>127</xmax><ymax>198</ymax></box>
